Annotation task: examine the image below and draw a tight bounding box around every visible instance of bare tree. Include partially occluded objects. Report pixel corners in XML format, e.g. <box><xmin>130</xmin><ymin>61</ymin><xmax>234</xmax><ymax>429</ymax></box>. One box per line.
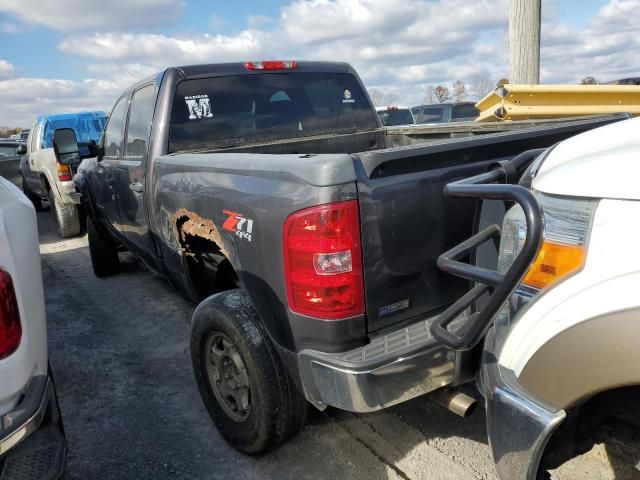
<box><xmin>367</xmin><ymin>88</ymin><xmax>386</xmax><ymax>107</ymax></box>
<box><xmin>580</xmin><ymin>76</ymin><xmax>599</xmax><ymax>85</ymax></box>
<box><xmin>471</xmin><ymin>77</ymin><xmax>494</xmax><ymax>99</ymax></box>
<box><xmin>421</xmin><ymin>84</ymin><xmax>435</xmax><ymax>105</ymax></box>
<box><xmin>452</xmin><ymin>80</ymin><xmax>466</xmax><ymax>102</ymax></box>
<box><xmin>386</xmin><ymin>92</ymin><xmax>399</xmax><ymax>105</ymax></box>
<box><xmin>433</xmin><ymin>85</ymin><xmax>451</xmax><ymax>103</ymax></box>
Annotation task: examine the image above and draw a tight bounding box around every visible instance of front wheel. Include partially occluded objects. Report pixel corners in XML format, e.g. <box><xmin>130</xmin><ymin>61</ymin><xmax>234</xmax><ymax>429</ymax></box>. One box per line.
<box><xmin>49</xmin><ymin>191</ymin><xmax>81</xmax><ymax>238</ymax></box>
<box><xmin>87</xmin><ymin>215</ymin><xmax>120</xmax><ymax>277</ymax></box>
<box><xmin>191</xmin><ymin>289</ymin><xmax>308</xmax><ymax>454</ymax></box>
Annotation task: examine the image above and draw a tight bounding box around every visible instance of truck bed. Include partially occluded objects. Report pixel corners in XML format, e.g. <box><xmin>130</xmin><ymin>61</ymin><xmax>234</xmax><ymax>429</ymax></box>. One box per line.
<box><xmin>151</xmin><ymin>115</ymin><xmax>626</xmax><ymax>341</ymax></box>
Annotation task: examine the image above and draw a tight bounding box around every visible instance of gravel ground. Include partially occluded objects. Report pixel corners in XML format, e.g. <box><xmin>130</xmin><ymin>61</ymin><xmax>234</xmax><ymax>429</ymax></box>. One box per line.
<box><xmin>36</xmin><ymin>210</ymin><xmax>638</xmax><ymax>480</ymax></box>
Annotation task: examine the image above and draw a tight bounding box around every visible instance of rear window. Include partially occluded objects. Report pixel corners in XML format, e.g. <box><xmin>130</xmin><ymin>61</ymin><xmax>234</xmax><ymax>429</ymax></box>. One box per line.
<box><xmin>414</xmin><ymin>106</ymin><xmax>446</xmax><ymax>123</ymax></box>
<box><xmin>451</xmin><ymin>105</ymin><xmax>478</xmax><ymax>120</ymax></box>
<box><xmin>377</xmin><ymin>109</ymin><xmax>414</xmax><ymax>126</ymax></box>
<box><xmin>169</xmin><ymin>72</ymin><xmax>378</xmax><ymax>152</ymax></box>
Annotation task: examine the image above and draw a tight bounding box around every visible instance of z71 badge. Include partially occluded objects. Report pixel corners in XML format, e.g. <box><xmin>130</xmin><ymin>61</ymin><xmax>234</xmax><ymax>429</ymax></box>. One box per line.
<box><xmin>222</xmin><ymin>210</ymin><xmax>254</xmax><ymax>242</ymax></box>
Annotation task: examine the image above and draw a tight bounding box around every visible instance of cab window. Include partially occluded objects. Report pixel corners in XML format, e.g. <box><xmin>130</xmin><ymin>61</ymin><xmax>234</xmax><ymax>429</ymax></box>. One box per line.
<box><xmin>104</xmin><ymin>96</ymin><xmax>129</xmax><ymax>158</ymax></box>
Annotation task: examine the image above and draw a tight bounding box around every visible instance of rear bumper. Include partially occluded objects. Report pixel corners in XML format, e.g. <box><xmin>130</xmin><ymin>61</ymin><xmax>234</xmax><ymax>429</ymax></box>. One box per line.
<box><xmin>0</xmin><ymin>376</ymin><xmax>52</xmax><ymax>456</ymax></box>
<box><xmin>298</xmin><ymin>315</ymin><xmax>462</xmax><ymax>412</ymax></box>
<box><xmin>477</xmin><ymin>328</ymin><xmax>566</xmax><ymax>480</ymax></box>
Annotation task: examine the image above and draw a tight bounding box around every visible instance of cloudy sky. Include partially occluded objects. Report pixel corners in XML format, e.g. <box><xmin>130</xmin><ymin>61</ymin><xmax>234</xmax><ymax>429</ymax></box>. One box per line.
<box><xmin>0</xmin><ymin>0</ymin><xmax>637</xmax><ymax>126</ymax></box>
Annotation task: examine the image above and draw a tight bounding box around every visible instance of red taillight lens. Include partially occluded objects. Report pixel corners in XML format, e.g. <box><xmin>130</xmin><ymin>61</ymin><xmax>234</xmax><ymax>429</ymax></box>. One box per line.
<box><xmin>0</xmin><ymin>269</ymin><xmax>22</xmax><ymax>359</ymax></box>
<box><xmin>283</xmin><ymin>200</ymin><xmax>364</xmax><ymax>320</ymax></box>
<box><xmin>244</xmin><ymin>60</ymin><xmax>297</xmax><ymax>71</ymax></box>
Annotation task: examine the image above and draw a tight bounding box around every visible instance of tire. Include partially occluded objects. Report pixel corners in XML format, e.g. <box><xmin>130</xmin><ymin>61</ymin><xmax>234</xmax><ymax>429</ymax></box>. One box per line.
<box><xmin>191</xmin><ymin>289</ymin><xmax>308</xmax><ymax>454</ymax></box>
<box><xmin>49</xmin><ymin>191</ymin><xmax>81</xmax><ymax>238</ymax></box>
<box><xmin>22</xmin><ymin>178</ymin><xmax>45</xmax><ymax>212</ymax></box>
<box><xmin>87</xmin><ymin>215</ymin><xmax>120</xmax><ymax>277</ymax></box>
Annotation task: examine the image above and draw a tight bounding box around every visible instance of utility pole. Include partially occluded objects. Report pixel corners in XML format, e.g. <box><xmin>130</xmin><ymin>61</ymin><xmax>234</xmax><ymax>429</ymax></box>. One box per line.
<box><xmin>509</xmin><ymin>0</ymin><xmax>541</xmax><ymax>84</ymax></box>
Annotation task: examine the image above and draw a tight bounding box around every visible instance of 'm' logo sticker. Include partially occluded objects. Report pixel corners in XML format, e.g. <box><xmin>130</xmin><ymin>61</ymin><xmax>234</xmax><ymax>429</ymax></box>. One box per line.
<box><xmin>185</xmin><ymin>95</ymin><xmax>214</xmax><ymax>120</ymax></box>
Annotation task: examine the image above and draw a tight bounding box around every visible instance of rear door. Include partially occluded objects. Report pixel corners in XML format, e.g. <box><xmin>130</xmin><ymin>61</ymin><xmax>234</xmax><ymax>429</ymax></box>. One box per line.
<box><xmin>94</xmin><ymin>95</ymin><xmax>128</xmax><ymax>232</ymax></box>
<box><xmin>117</xmin><ymin>83</ymin><xmax>156</xmax><ymax>255</ymax></box>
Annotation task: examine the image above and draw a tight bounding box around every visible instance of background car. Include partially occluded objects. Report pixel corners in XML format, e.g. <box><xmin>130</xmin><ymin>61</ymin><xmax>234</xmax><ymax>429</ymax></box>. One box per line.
<box><xmin>376</xmin><ymin>105</ymin><xmax>416</xmax><ymax>126</ymax></box>
<box><xmin>0</xmin><ymin>140</ymin><xmax>26</xmax><ymax>188</ymax></box>
<box><xmin>411</xmin><ymin>101</ymin><xmax>478</xmax><ymax>124</ymax></box>
<box><xmin>25</xmin><ymin>112</ymin><xmax>106</xmax><ymax>237</ymax></box>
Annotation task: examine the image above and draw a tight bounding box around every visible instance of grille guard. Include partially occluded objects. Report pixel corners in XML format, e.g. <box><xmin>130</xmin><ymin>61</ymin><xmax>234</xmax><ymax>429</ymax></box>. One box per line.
<box><xmin>430</xmin><ymin>149</ymin><xmax>546</xmax><ymax>351</ymax></box>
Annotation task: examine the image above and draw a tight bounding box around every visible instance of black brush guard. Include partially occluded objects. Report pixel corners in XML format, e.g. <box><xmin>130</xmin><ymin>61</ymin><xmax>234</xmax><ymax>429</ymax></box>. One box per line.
<box><xmin>429</xmin><ymin>149</ymin><xmax>546</xmax><ymax>351</ymax></box>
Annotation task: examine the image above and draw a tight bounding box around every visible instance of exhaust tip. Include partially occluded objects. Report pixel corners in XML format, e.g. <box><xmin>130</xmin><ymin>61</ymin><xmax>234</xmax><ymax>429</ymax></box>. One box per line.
<box><xmin>429</xmin><ymin>388</ymin><xmax>478</xmax><ymax>418</ymax></box>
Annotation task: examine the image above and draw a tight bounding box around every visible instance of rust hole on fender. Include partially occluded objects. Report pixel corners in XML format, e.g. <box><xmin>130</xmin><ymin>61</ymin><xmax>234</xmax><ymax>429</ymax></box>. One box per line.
<box><xmin>173</xmin><ymin>208</ymin><xmax>229</xmax><ymax>258</ymax></box>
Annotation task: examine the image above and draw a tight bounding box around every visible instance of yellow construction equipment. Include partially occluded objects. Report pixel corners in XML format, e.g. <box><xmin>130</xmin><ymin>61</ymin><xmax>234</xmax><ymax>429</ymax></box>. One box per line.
<box><xmin>476</xmin><ymin>84</ymin><xmax>640</xmax><ymax>122</ymax></box>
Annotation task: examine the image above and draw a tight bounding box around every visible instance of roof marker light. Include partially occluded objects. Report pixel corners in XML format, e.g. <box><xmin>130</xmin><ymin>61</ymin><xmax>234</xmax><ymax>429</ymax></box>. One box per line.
<box><xmin>244</xmin><ymin>61</ymin><xmax>297</xmax><ymax>71</ymax></box>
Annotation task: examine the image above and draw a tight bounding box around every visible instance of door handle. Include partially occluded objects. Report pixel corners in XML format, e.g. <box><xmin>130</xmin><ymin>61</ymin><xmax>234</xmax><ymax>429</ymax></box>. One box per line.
<box><xmin>129</xmin><ymin>182</ymin><xmax>144</xmax><ymax>193</ymax></box>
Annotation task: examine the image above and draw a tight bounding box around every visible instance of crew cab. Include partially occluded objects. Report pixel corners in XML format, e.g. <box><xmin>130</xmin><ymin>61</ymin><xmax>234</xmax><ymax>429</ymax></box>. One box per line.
<box><xmin>59</xmin><ymin>60</ymin><xmax>625</xmax><ymax>454</ymax></box>
<box><xmin>25</xmin><ymin>112</ymin><xmax>106</xmax><ymax>237</ymax></box>
<box><xmin>0</xmin><ymin>177</ymin><xmax>65</xmax><ymax>480</ymax></box>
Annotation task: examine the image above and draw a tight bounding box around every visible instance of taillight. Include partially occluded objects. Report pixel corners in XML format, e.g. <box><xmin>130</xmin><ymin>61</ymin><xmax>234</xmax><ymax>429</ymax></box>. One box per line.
<box><xmin>56</xmin><ymin>162</ymin><xmax>72</xmax><ymax>182</ymax></box>
<box><xmin>244</xmin><ymin>60</ymin><xmax>297</xmax><ymax>71</ymax></box>
<box><xmin>283</xmin><ymin>200</ymin><xmax>364</xmax><ymax>320</ymax></box>
<box><xmin>0</xmin><ymin>269</ymin><xmax>22</xmax><ymax>359</ymax></box>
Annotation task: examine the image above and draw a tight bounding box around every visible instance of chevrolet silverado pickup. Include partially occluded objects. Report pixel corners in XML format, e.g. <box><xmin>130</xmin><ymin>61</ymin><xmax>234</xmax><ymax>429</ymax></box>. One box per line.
<box><xmin>57</xmin><ymin>60</ymin><xmax>625</xmax><ymax>454</ymax></box>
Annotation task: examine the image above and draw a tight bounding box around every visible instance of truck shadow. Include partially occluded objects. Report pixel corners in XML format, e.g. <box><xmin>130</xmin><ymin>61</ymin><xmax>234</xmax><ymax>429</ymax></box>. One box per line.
<box><xmin>37</xmin><ymin>211</ymin><xmax>492</xmax><ymax>479</ymax></box>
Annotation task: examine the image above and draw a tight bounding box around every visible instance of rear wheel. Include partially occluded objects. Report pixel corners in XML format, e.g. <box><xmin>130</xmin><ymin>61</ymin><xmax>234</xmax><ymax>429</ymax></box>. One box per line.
<box><xmin>49</xmin><ymin>191</ymin><xmax>81</xmax><ymax>238</ymax></box>
<box><xmin>87</xmin><ymin>216</ymin><xmax>120</xmax><ymax>277</ymax></box>
<box><xmin>22</xmin><ymin>178</ymin><xmax>45</xmax><ymax>212</ymax></box>
<box><xmin>191</xmin><ymin>289</ymin><xmax>308</xmax><ymax>454</ymax></box>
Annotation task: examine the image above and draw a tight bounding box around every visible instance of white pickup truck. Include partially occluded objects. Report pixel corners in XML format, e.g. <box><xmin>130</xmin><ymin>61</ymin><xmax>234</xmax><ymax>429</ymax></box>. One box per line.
<box><xmin>0</xmin><ymin>177</ymin><xmax>66</xmax><ymax>479</ymax></box>
<box><xmin>432</xmin><ymin>115</ymin><xmax>640</xmax><ymax>478</ymax></box>
<box><xmin>23</xmin><ymin>112</ymin><xmax>106</xmax><ymax>238</ymax></box>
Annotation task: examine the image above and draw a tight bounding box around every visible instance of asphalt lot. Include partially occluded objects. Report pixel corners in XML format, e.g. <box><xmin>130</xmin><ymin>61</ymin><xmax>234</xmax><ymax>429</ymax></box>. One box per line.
<box><xmin>36</xmin><ymin>210</ymin><xmax>636</xmax><ymax>480</ymax></box>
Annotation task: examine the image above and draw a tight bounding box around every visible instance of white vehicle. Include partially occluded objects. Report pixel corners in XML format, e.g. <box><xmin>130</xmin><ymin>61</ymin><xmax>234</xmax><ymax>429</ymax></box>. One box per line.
<box><xmin>431</xmin><ymin>115</ymin><xmax>640</xmax><ymax>478</ymax></box>
<box><xmin>376</xmin><ymin>105</ymin><xmax>415</xmax><ymax>126</ymax></box>
<box><xmin>0</xmin><ymin>177</ymin><xmax>65</xmax><ymax>479</ymax></box>
<box><xmin>25</xmin><ymin>112</ymin><xmax>106</xmax><ymax>238</ymax></box>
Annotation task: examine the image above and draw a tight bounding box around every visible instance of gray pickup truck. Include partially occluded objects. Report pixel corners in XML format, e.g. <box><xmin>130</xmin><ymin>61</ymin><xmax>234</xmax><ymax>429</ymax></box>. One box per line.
<box><xmin>54</xmin><ymin>60</ymin><xmax>622</xmax><ymax>455</ymax></box>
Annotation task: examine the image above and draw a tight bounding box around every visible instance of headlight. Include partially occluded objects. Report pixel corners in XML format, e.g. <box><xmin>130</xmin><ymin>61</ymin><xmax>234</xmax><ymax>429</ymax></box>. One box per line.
<box><xmin>493</xmin><ymin>194</ymin><xmax>597</xmax><ymax>352</ymax></box>
<box><xmin>499</xmin><ymin>194</ymin><xmax>596</xmax><ymax>291</ymax></box>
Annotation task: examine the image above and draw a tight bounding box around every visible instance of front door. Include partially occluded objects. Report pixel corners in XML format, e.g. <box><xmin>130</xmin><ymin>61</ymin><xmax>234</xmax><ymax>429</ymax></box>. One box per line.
<box><xmin>94</xmin><ymin>95</ymin><xmax>129</xmax><ymax>234</ymax></box>
<box><xmin>117</xmin><ymin>83</ymin><xmax>156</xmax><ymax>257</ymax></box>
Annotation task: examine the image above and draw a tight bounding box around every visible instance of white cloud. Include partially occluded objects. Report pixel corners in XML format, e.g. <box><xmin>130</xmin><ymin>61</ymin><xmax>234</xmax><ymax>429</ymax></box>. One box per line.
<box><xmin>3</xmin><ymin>0</ymin><xmax>640</xmax><ymax>126</ymax></box>
<box><xmin>0</xmin><ymin>21</ymin><xmax>21</xmax><ymax>33</ymax></box>
<box><xmin>0</xmin><ymin>61</ymin><xmax>16</xmax><ymax>79</ymax></box>
<box><xmin>541</xmin><ymin>0</ymin><xmax>640</xmax><ymax>83</ymax></box>
<box><xmin>0</xmin><ymin>77</ymin><xmax>121</xmax><ymax>126</ymax></box>
<box><xmin>0</xmin><ymin>0</ymin><xmax>185</xmax><ymax>30</ymax></box>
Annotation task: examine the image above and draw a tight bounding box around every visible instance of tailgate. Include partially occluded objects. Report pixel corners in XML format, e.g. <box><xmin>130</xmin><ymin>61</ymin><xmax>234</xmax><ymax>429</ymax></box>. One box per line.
<box><xmin>354</xmin><ymin>115</ymin><xmax>628</xmax><ymax>333</ymax></box>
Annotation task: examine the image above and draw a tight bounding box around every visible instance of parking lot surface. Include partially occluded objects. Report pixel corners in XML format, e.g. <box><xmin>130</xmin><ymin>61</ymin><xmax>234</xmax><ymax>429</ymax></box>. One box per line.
<box><xmin>38</xmin><ymin>211</ymin><xmax>635</xmax><ymax>480</ymax></box>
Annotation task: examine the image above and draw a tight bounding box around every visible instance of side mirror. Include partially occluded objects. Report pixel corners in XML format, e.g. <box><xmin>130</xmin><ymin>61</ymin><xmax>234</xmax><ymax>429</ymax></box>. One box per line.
<box><xmin>16</xmin><ymin>144</ymin><xmax>26</xmax><ymax>155</ymax></box>
<box><xmin>53</xmin><ymin>128</ymin><xmax>81</xmax><ymax>165</ymax></box>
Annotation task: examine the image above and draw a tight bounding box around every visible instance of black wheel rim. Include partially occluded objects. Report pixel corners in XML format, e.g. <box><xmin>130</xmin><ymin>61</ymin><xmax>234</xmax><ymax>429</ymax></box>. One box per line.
<box><xmin>205</xmin><ymin>332</ymin><xmax>251</xmax><ymax>422</ymax></box>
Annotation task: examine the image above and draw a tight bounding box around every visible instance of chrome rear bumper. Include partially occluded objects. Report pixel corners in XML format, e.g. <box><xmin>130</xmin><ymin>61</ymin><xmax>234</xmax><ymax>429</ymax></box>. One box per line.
<box><xmin>0</xmin><ymin>376</ymin><xmax>51</xmax><ymax>456</ymax></box>
<box><xmin>298</xmin><ymin>315</ymin><xmax>467</xmax><ymax>412</ymax></box>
